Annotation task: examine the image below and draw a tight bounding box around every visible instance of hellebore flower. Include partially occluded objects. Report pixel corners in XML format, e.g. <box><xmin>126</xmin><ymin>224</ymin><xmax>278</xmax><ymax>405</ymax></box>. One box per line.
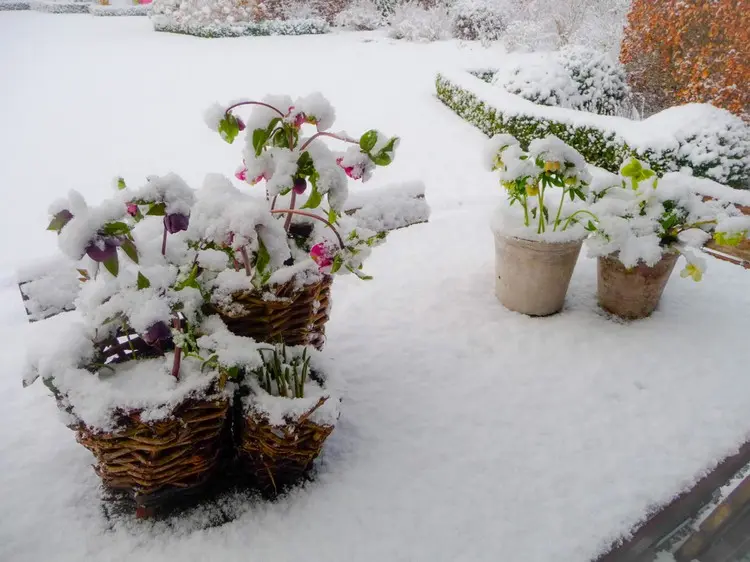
<box><xmin>293</xmin><ymin>177</ymin><xmax>307</xmax><ymax>195</ymax></box>
<box><xmin>235</xmin><ymin>166</ymin><xmax>248</xmax><ymax>182</ymax></box>
<box><xmin>85</xmin><ymin>237</ymin><xmax>120</xmax><ymax>262</ymax></box>
<box><xmin>310</xmin><ymin>242</ymin><xmax>335</xmax><ymax>272</ymax></box>
<box><xmin>237</xmin><ymin>118</ymin><xmax>246</xmax><ymax>131</ymax></box>
<box><xmin>142</xmin><ymin>321</ymin><xmax>171</xmax><ymax>346</ymax></box>
<box><xmin>544</xmin><ymin>161</ymin><xmax>561</xmax><ymax>173</ymax></box>
<box><xmin>680</xmin><ymin>263</ymin><xmax>703</xmax><ymax>282</ymax></box>
<box><xmin>336</xmin><ymin>157</ymin><xmax>364</xmax><ymax>180</ymax></box>
<box><xmin>164</xmin><ymin>213</ymin><xmax>189</xmax><ymax>234</ymax></box>
<box><xmin>126</xmin><ymin>203</ymin><xmax>139</xmax><ymax>217</ymax></box>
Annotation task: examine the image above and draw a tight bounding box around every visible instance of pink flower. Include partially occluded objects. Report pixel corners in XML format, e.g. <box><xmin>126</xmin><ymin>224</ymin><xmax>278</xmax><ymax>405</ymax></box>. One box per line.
<box><xmin>126</xmin><ymin>203</ymin><xmax>139</xmax><ymax>217</ymax></box>
<box><xmin>237</xmin><ymin>118</ymin><xmax>246</xmax><ymax>131</ymax></box>
<box><xmin>235</xmin><ymin>166</ymin><xmax>247</xmax><ymax>182</ymax></box>
<box><xmin>310</xmin><ymin>242</ymin><xmax>335</xmax><ymax>272</ymax></box>
<box><xmin>250</xmin><ymin>173</ymin><xmax>266</xmax><ymax>185</ymax></box>
<box><xmin>336</xmin><ymin>157</ymin><xmax>364</xmax><ymax>180</ymax></box>
<box><xmin>286</xmin><ymin>106</ymin><xmax>306</xmax><ymax>128</ymax></box>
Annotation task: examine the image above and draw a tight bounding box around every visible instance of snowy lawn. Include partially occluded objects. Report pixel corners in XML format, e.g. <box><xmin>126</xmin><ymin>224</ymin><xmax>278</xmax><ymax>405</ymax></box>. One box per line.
<box><xmin>2</xmin><ymin>12</ymin><xmax>750</xmax><ymax>562</ymax></box>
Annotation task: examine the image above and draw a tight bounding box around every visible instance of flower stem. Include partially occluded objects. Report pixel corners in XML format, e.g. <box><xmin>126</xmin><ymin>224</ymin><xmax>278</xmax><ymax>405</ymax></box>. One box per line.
<box><xmin>561</xmin><ymin>209</ymin><xmax>599</xmax><ymax>231</ymax></box>
<box><xmin>522</xmin><ymin>194</ymin><xmax>529</xmax><ymax>227</ymax></box>
<box><xmin>300</xmin><ymin>131</ymin><xmax>359</xmax><ymax>152</ymax></box>
<box><xmin>284</xmin><ymin>191</ymin><xmax>297</xmax><ymax>231</ymax></box>
<box><xmin>239</xmin><ymin>247</ymin><xmax>252</xmax><ymax>277</ymax></box>
<box><xmin>537</xmin><ymin>189</ymin><xmax>546</xmax><ymax>234</ymax></box>
<box><xmin>161</xmin><ymin>225</ymin><xmax>167</xmax><ymax>256</ymax></box>
<box><xmin>270</xmin><ymin>209</ymin><xmax>344</xmax><ymax>249</ymax></box>
<box><xmin>552</xmin><ymin>189</ymin><xmax>566</xmax><ymax>232</ymax></box>
<box><xmin>225</xmin><ymin>101</ymin><xmax>285</xmax><ymax>119</ymax></box>
<box><xmin>170</xmin><ymin>317</ymin><xmax>181</xmax><ymax>381</ymax></box>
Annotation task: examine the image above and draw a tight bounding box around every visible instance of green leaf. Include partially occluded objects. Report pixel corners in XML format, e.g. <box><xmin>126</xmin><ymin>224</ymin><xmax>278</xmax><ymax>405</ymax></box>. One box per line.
<box><xmin>347</xmin><ymin>264</ymin><xmax>372</xmax><ymax>280</ymax></box>
<box><xmin>103</xmin><ymin>254</ymin><xmax>119</xmax><ymax>277</ymax></box>
<box><xmin>146</xmin><ymin>203</ymin><xmax>166</xmax><ymax>216</ymax></box>
<box><xmin>137</xmin><ymin>271</ymin><xmax>151</xmax><ymax>289</ymax></box>
<box><xmin>371</xmin><ymin>153</ymin><xmax>392</xmax><ymax>166</ymax></box>
<box><xmin>218</xmin><ymin>115</ymin><xmax>241</xmax><ymax>144</ymax></box>
<box><xmin>301</xmin><ymin>184</ymin><xmax>323</xmax><ymax>209</ymax></box>
<box><xmin>330</xmin><ymin>254</ymin><xmax>343</xmax><ymax>274</ymax></box>
<box><xmin>101</xmin><ymin>221</ymin><xmax>130</xmax><ymax>236</ymax></box>
<box><xmin>327</xmin><ymin>207</ymin><xmax>339</xmax><ymax>224</ymax></box>
<box><xmin>256</xmin><ymin>238</ymin><xmax>270</xmax><ymax>274</ymax></box>
<box><xmin>297</xmin><ymin>151</ymin><xmax>315</xmax><ymax>176</ymax></box>
<box><xmin>359</xmin><ymin>130</ymin><xmax>378</xmax><ymax>152</ymax></box>
<box><xmin>253</xmin><ymin>128</ymin><xmax>269</xmax><ymax>156</ymax></box>
<box><xmin>76</xmin><ymin>268</ymin><xmax>90</xmax><ymax>280</ymax></box>
<box><xmin>116</xmin><ymin>177</ymin><xmax>127</xmax><ymax>190</ymax></box>
<box><xmin>120</xmin><ymin>239</ymin><xmax>139</xmax><ymax>264</ymax></box>
<box><xmin>47</xmin><ymin>215</ymin><xmax>70</xmax><ymax>232</ymax></box>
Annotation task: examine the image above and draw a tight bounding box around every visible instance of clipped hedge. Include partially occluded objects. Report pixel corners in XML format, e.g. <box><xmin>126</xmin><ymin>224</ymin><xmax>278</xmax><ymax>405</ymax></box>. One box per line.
<box><xmin>152</xmin><ymin>17</ymin><xmax>329</xmax><ymax>38</ymax></box>
<box><xmin>89</xmin><ymin>4</ymin><xmax>150</xmax><ymax>16</ymax></box>
<box><xmin>0</xmin><ymin>1</ymin><xmax>30</xmax><ymax>10</ymax></box>
<box><xmin>30</xmin><ymin>0</ymin><xmax>89</xmax><ymax>12</ymax></box>
<box><xmin>436</xmin><ymin>72</ymin><xmax>750</xmax><ymax>188</ymax></box>
<box><xmin>437</xmin><ymin>73</ymin><xmax>629</xmax><ymax>173</ymax></box>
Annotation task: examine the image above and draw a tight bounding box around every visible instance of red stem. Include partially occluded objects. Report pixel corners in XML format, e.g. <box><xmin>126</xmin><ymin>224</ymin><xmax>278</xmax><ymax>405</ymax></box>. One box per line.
<box><xmin>161</xmin><ymin>224</ymin><xmax>167</xmax><ymax>256</ymax></box>
<box><xmin>300</xmin><ymin>131</ymin><xmax>359</xmax><ymax>152</ymax></box>
<box><xmin>270</xmin><ymin>209</ymin><xmax>344</xmax><ymax>249</ymax></box>
<box><xmin>171</xmin><ymin>317</ymin><xmax>181</xmax><ymax>381</ymax></box>
<box><xmin>239</xmin><ymin>247</ymin><xmax>252</xmax><ymax>277</ymax></box>
<box><xmin>225</xmin><ymin>101</ymin><xmax>285</xmax><ymax>118</ymax></box>
<box><xmin>284</xmin><ymin>191</ymin><xmax>297</xmax><ymax>231</ymax></box>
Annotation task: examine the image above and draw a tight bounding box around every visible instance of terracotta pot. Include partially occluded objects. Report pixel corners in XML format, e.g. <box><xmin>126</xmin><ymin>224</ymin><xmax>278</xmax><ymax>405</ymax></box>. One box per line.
<box><xmin>597</xmin><ymin>252</ymin><xmax>679</xmax><ymax>320</ymax></box>
<box><xmin>494</xmin><ymin>233</ymin><xmax>583</xmax><ymax>316</ymax></box>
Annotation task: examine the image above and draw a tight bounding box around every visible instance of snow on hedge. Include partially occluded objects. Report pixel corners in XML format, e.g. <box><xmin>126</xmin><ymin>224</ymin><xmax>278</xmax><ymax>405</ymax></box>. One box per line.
<box><xmin>89</xmin><ymin>3</ymin><xmax>150</xmax><ymax>16</ymax></box>
<box><xmin>0</xmin><ymin>1</ymin><xmax>30</xmax><ymax>9</ymax></box>
<box><xmin>437</xmin><ymin>69</ymin><xmax>750</xmax><ymax>189</ymax></box>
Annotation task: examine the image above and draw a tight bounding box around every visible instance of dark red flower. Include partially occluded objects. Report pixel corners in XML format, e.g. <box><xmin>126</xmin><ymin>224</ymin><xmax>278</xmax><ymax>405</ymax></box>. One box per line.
<box><xmin>85</xmin><ymin>238</ymin><xmax>120</xmax><ymax>262</ymax></box>
<box><xmin>164</xmin><ymin>213</ymin><xmax>189</xmax><ymax>234</ymax></box>
<box><xmin>142</xmin><ymin>321</ymin><xmax>171</xmax><ymax>346</ymax></box>
<box><xmin>293</xmin><ymin>177</ymin><xmax>307</xmax><ymax>194</ymax></box>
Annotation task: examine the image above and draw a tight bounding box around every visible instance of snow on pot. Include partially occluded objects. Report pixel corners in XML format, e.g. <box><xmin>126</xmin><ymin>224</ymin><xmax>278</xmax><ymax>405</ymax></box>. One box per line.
<box><xmin>487</xmin><ymin>134</ymin><xmax>593</xmax><ymax>316</ymax></box>
<box><xmin>201</xmin><ymin>94</ymin><xmax>402</xmax><ymax>348</ymax></box>
<box><xmin>587</xmin><ymin>159</ymin><xmax>750</xmax><ymax>320</ymax></box>
<box><xmin>25</xmin><ymin>178</ymin><xmax>233</xmax><ymax>516</ymax></box>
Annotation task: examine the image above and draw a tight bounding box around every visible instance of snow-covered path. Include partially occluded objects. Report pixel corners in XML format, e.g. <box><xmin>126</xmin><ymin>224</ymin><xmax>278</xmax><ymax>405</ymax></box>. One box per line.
<box><xmin>1</xmin><ymin>13</ymin><xmax>749</xmax><ymax>562</ymax></box>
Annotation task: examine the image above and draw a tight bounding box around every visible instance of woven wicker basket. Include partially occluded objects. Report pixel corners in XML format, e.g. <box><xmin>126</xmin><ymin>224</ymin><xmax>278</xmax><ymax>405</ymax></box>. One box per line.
<box><xmin>238</xmin><ymin>397</ymin><xmax>335</xmax><ymax>494</ymax></box>
<box><xmin>215</xmin><ymin>276</ymin><xmax>333</xmax><ymax>350</ymax></box>
<box><xmin>76</xmin><ymin>397</ymin><xmax>230</xmax><ymax>514</ymax></box>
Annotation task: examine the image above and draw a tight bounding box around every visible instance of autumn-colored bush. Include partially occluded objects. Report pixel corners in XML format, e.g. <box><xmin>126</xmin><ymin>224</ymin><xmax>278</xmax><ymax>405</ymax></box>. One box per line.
<box><xmin>621</xmin><ymin>0</ymin><xmax>749</xmax><ymax>120</ymax></box>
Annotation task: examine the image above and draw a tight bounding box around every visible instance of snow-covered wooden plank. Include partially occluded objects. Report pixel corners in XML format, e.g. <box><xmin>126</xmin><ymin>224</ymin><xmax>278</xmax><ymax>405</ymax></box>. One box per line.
<box><xmin>344</xmin><ymin>181</ymin><xmax>429</xmax><ymax>232</ymax></box>
<box><xmin>17</xmin><ymin>257</ymin><xmax>80</xmax><ymax>322</ymax></box>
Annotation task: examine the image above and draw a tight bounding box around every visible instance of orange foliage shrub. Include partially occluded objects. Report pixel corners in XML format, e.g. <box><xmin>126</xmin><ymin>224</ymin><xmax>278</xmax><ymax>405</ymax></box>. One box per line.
<box><xmin>620</xmin><ymin>0</ymin><xmax>750</xmax><ymax>120</ymax></box>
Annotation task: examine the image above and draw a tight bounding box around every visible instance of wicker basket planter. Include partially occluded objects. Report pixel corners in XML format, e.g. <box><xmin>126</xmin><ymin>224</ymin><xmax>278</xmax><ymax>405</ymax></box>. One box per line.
<box><xmin>215</xmin><ymin>276</ymin><xmax>333</xmax><ymax>349</ymax></box>
<box><xmin>238</xmin><ymin>396</ymin><xmax>336</xmax><ymax>494</ymax></box>
<box><xmin>75</xmin><ymin>397</ymin><xmax>230</xmax><ymax>513</ymax></box>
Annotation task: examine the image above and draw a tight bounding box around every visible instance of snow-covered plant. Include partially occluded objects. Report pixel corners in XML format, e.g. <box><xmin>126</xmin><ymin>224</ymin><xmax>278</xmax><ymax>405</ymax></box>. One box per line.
<box><xmin>28</xmin><ymin>174</ymin><xmax>214</xmax><ymax>389</ymax></box>
<box><xmin>492</xmin><ymin>55</ymin><xmax>582</xmax><ymax>109</ymax></box>
<box><xmin>587</xmin><ymin>158</ymin><xmax>750</xmax><ymax>279</ymax></box>
<box><xmin>388</xmin><ymin>2</ymin><xmax>452</xmax><ymax>42</ymax></box>
<box><xmin>558</xmin><ymin>45</ymin><xmax>631</xmax><ymax>116</ymax></box>
<box><xmin>487</xmin><ymin>134</ymin><xmax>593</xmax><ymax>235</ymax></box>
<box><xmin>334</xmin><ymin>0</ymin><xmax>385</xmax><ymax>30</ymax></box>
<box><xmin>204</xmin><ymin>93</ymin><xmax>398</xmax><ymax>283</ymax></box>
<box><xmin>450</xmin><ymin>0</ymin><xmax>506</xmax><ymax>43</ymax></box>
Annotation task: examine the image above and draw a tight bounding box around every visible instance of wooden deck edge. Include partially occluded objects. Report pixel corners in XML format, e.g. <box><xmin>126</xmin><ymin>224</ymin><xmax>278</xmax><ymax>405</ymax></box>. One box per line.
<box><xmin>595</xmin><ymin>440</ymin><xmax>750</xmax><ymax>562</ymax></box>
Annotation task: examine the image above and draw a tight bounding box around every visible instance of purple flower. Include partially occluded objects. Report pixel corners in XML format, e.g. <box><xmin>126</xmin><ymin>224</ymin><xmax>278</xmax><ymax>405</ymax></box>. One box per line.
<box><xmin>142</xmin><ymin>321</ymin><xmax>172</xmax><ymax>346</ymax></box>
<box><xmin>164</xmin><ymin>213</ymin><xmax>189</xmax><ymax>234</ymax></box>
<box><xmin>237</xmin><ymin>118</ymin><xmax>246</xmax><ymax>131</ymax></box>
<box><xmin>293</xmin><ymin>177</ymin><xmax>307</xmax><ymax>195</ymax></box>
<box><xmin>85</xmin><ymin>237</ymin><xmax>120</xmax><ymax>262</ymax></box>
<box><xmin>126</xmin><ymin>203</ymin><xmax>139</xmax><ymax>217</ymax></box>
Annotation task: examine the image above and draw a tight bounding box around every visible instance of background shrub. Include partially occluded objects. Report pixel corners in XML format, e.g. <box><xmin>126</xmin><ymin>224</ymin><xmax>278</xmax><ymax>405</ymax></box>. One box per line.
<box><xmin>450</xmin><ymin>0</ymin><xmax>506</xmax><ymax>42</ymax></box>
<box><xmin>334</xmin><ymin>0</ymin><xmax>385</xmax><ymax>29</ymax></box>
<box><xmin>388</xmin><ymin>2</ymin><xmax>451</xmax><ymax>42</ymax></box>
<box><xmin>621</xmin><ymin>0</ymin><xmax>750</xmax><ymax>120</ymax></box>
<box><xmin>558</xmin><ymin>45</ymin><xmax>631</xmax><ymax>116</ymax></box>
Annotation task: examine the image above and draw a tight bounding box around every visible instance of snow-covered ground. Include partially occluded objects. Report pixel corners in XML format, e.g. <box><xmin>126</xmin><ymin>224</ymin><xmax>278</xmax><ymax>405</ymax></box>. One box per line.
<box><xmin>2</xmin><ymin>12</ymin><xmax>750</xmax><ymax>562</ymax></box>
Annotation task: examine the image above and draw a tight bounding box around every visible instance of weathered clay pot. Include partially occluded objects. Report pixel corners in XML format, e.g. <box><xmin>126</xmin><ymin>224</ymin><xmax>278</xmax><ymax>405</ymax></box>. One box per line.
<box><xmin>494</xmin><ymin>233</ymin><xmax>583</xmax><ymax>316</ymax></box>
<box><xmin>597</xmin><ymin>252</ymin><xmax>679</xmax><ymax>320</ymax></box>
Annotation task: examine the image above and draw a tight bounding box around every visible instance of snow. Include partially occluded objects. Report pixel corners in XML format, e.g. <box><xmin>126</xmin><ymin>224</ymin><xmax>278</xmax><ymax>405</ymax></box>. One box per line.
<box><xmin>2</xmin><ymin>13</ymin><xmax>750</xmax><ymax>562</ymax></box>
